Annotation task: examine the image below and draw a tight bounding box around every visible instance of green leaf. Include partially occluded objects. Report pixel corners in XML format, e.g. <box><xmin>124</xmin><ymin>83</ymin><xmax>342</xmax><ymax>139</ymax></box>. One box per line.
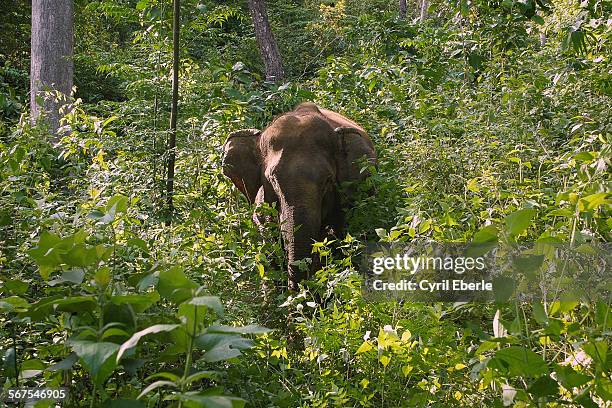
<box><xmin>544</xmin><ymin>318</ymin><xmax>563</xmax><ymax>336</ymax></box>
<box><xmin>195</xmin><ymin>333</ymin><xmax>253</xmax><ymax>362</ymax></box>
<box><xmin>20</xmin><ymin>358</ymin><xmax>45</xmax><ymax>379</ymax></box>
<box><xmin>528</xmin><ymin>375</ymin><xmax>558</xmax><ymax>397</ymax></box>
<box><xmin>172</xmin><ymin>391</ymin><xmax>246</xmax><ymax>408</ymax></box>
<box><xmin>54</xmin><ymin>296</ymin><xmax>96</xmax><ymax>313</ymax></box>
<box><xmin>419</xmin><ymin>219</ymin><xmax>432</xmax><ymax>234</ymax></box>
<box><xmin>188</xmin><ymin>296</ymin><xmax>225</xmax><ymax>316</ymax></box>
<box><xmin>532</xmin><ymin>303</ymin><xmax>548</xmax><ymax>325</ymax></box>
<box><xmin>3</xmin><ymin>279</ymin><xmax>28</xmax><ymax>295</ymax></box>
<box><xmin>595</xmin><ymin>301</ymin><xmax>610</xmax><ymax>327</ymax></box>
<box><xmin>491</xmin><ymin>346</ymin><xmax>549</xmax><ymax>377</ymax></box>
<box><xmin>575</xmin><ymin>392</ymin><xmax>598</xmax><ymax>408</ymax></box>
<box><xmin>101</xmin><ymin>399</ymin><xmax>147</xmax><ymax>408</ymax></box>
<box><xmin>48</xmin><ymin>269</ymin><xmax>86</xmax><ymax>286</ymax></box>
<box><xmin>20</xmin><ymin>295</ymin><xmax>63</xmax><ymax>321</ymax></box>
<box><xmin>475</xmin><ymin>340</ymin><xmax>498</xmax><ymax>355</ymax></box>
<box><xmin>578</xmin><ymin>193</ymin><xmax>609</xmax><ymax>212</ymax></box>
<box><xmin>547</xmin><ymin>208</ymin><xmax>573</xmax><ymax>217</ymax></box>
<box><xmin>94</xmin><ymin>266</ymin><xmax>112</xmax><ymax>288</ymax></box>
<box><xmin>178</xmin><ymin>302</ymin><xmax>208</xmax><ymax>334</ymax></box>
<box><xmin>28</xmin><ymin>231</ymin><xmax>63</xmax><ymax>277</ymax></box>
<box><xmin>531</xmin><ymin>15</ymin><xmax>545</xmax><ymax>25</ymax></box>
<box><xmin>145</xmin><ymin>372</ymin><xmax>181</xmax><ymax>382</ymax></box>
<box><xmin>137</xmin><ymin>380</ymin><xmax>177</xmax><ymax>399</ymax></box>
<box><xmin>492</xmin><ymin>277</ymin><xmax>516</xmax><ymax>302</ymax></box>
<box><xmin>135</xmin><ymin>0</ymin><xmax>150</xmax><ymax>10</ymax></box>
<box><xmin>595</xmin><ymin>377</ymin><xmax>612</xmax><ymax>401</ymax></box>
<box><xmin>117</xmin><ymin>324</ymin><xmax>179</xmax><ymax>363</ymax></box>
<box><xmin>0</xmin><ymin>301</ymin><xmax>14</xmax><ymax>313</ymax></box>
<box><xmin>106</xmin><ymin>194</ymin><xmax>128</xmax><ymax>213</ymax></box>
<box><xmin>512</xmin><ymin>254</ymin><xmax>544</xmax><ymax>275</ymax></box>
<box><xmin>582</xmin><ymin>341</ymin><xmax>607</xmax><ymax>369</ymax></box>
<box><xmin>46</xmin><ymin>352</ymin><xmax>78</xmax><ymax>372</ymax></box>
<box><xmin>111</xmin><ymin>292</ymin><xmax>160</xmax><ymax>313</ymax></box>
<box><xmin>466</xmin><ymin>178</ymin><xmax>480</xmax><ymax>192</ymax></box>
<box><xmin>101</xmin><ymin>328</ymin><xmax>131</xmax><ymax>341</ymax></box>
<box><xmin>466</xmin><ymin>225</ymin><xmax>498</xmax><ymax>257</ymax></box>
<box><xmin>356</xmin><ymin>341</ymin><xmax>373</xmax><ymax>354</ymax></box>
<box><xmin>157</xmin><ymin>266</ymin><xmax>198</xmax><ymax>303</ymax></box>
<box><xmin>504</xmin><ymin>209</ymin><xmax>536</xmax><ymax>237</ymax></box>
<box><xmin>550</xmin><ymin>299</ymin><xmax>579</xmax><ymax>315</ymax></box>
<box><xmin>0</xmin><ymin>296</ymin><xmax>29</xmax><ymax>313</ymax></box>
<box><xmin>127</xmin><ymin>238</ymin><xmax>148</xmax><ymax>252</ymax></box>
<box><xmin>184</xmin><ymin>370</ymin><xmax>218</xmax><ymax>385</ymax></box>
<box><xmin>60</xmin><ymin>244</ymin><xmax>99</xmax><ymax>267</ymax></box>
<box><xmin>19</xmin><ymin>358</ymin><xmax>45</xmax><ymax>379</ymax></box>
<box><xmin>375</xmin><ymin>228</ymin><xmax>387</xmax><ymax>239</ymax></box>
<box><xmin>573</xmin><ymin>151</ymin><xmax>594</xmax><ymax>162</ymax></box>
<box><xmin>555</xmin><ymin>364</ymin><xmax>591</xmax><ymax>389</ymax></box>
<box><xmin>3</xmin><ymin>348</ymin><xmax>17</xmax><ymax>379</ymax></box>
<box><xmin>69</xmin><ymin>340</ymin><xmax>119</xmax><ymax>385</ymax></box>
<box><xmin>206</xmin><ymin>324</ymin><xmax>271</xmax><ymax>335</ymax></box>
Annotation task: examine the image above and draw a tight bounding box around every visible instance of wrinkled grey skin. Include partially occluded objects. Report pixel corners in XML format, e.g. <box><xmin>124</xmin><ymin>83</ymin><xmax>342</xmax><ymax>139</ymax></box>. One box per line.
<box><xmin>222</xmin><ymin>102</ymin><xmax>377</xmax><ymax>290</ymax></box>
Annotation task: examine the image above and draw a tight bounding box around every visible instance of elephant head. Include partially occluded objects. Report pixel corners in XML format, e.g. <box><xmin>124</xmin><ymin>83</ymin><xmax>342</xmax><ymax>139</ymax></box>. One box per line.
<box><xmin>222</xmin><ymin>104</ymin><xmax>376</xmax><ymax>290</ymax></box>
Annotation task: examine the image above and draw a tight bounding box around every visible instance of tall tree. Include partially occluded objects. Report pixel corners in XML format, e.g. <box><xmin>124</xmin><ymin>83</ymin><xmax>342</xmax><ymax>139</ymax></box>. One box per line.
<box><xmin>419</xmin><ymin>0</ymin><xmax>428</xmax><ymax>22</ymax></box>
<box><xmin>399</xmin><ymin>0</ymin><xmax>407</xmax><ymax>19</ymax></box>
<box><xmin>30</xmin><ymin>0</ymin><xmax>74</xmax><ymax>136</ymax></box>
<box><xmin>165</xmin><ymin>0</ymin><xmax>180</xmax><ymax>224</ymax></box>
<box><xmin>247</xmin><ymin>0</ymin><xmax>284</xmax><ymax>82</ymax></box>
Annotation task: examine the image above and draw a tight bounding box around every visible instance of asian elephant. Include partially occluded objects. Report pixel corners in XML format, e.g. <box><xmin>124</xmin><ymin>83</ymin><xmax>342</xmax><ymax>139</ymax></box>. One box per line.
<box><xmin>222</xmin><ymin>102</ymin><xmax>377</xmax><ymax>290</ymax></box>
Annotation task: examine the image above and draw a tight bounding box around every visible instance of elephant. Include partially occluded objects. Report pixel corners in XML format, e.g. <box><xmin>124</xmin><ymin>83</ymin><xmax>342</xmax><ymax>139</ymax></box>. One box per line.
<box><xmin>222</xmin><ymin>102</ymin><xmax>377</xmax><ymax>290</ymax></box>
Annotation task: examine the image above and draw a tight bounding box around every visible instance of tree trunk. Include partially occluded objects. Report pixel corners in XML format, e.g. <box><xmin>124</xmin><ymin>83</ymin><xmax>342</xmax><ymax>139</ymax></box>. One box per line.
<box><xmin>419</xmin><ymin>0</ymin><xmax>428</xmax><ymax>22</ymax></box>
<box><xmin>247</xmin><ymin>0</ymin><xmax>284</xmax><ymax>82</ymax></box>
<box><xmin>30</xmin><ymin>0</ymin><xmax>74</xmax><ymax>138</ymax></box>
<box><xmin>399</xmin><ymin>0</ymin><xmax>407</xmax><ymax>19</ymax></box>
<box><xmin>165</xmin><ymin>0</ymin><xmax>180</xmax><ymax>225</ymax></box>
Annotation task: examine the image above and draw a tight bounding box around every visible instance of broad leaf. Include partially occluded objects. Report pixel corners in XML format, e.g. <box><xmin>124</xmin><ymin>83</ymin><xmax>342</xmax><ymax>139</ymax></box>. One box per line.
<box><xmin>466</xmin><ymin>225</ymin><xmax>498</xmax><ymax>257</ymax></box>
<box><xmin>195</xmin><ymin>333</ymin><xmax>253</xmax><ymax>362</ymax></box>
<box><xmin>184</xmin><ymin>370</ymin><xmax>218</xmax><ymax>385</ymax></box>
<box><xmin>582</xmin><ymin>341</ymin><xmax>607</xmax><ymax>369</ymax></box>
<box><xmin>117</xmin><ymin>324</ymin><xmax>179</xmax><ymax>363</ymax></box>
<box><xmin>528</xmin><ymin>375</ymin><xmax>558</xmax><ymax>397</ymax></box>
<box><xmin>554</xmin><ymin>364</ymin><xmax>591</xmax><ymax>389</ymax></box>
<box><xmin>54</xmin><ymin>296</ymin><xmax>96</xmax><ymax>313</ymax></box>
<box><xmin>69</xmin><ymin>340</ymin><xmax>119</xmax><ymax>385</ymax></box>
<box><xmin>171</xmin><ymin>391</ymin><xmax>246</xmax><ymax>408</ymax></box>
<box><xmin>207</xmin><ymin>324</ymin><xmax>271</xmax><ymax>334</ymax></box>
<box><xmin>532</xmin><ymin>303</ymin><xmax>548</xmax><ymax>325</ymax></box>
<box><xmin>138</xmin><ymin>380</ymin><xmax>177</xmax><ymax>399</ymax></box>
<box><xmin>101</xmin><ymin>399</ymin><xmax>147</xmax><ymax>408</ymax></box>
<box><xmin>157</xmin><ymin>266</ymin><xmax>198</xmax><ymax>303</ymax></box>
<box><xmin>504</xmin><ymin>209</ymin><xmax>536</xmax><ymax>237</ymax></box>
<box><xmin>490</xmin><ymin>346</ymin><xmax>549</xmax><ymax>377</ymax></box>
<box><xmin>492</xmin><ymin>277</ymin><xmax>516</xmax><ymax>302</ymax></box>
<box><xmin>111</xmin><ymin>292</ymin><xmax>160</xmax><ymax>313</ymax></box>
<box><xmin>3</xmin><ymin>348</ymin><xmax>17</xmax><ymax>378</ymax></box>
<box><xmin>0</xmin><ymin>296</ymin><xmax>29</xmax><ymax>313</ymax></box>
<box><xmin>46</xmin><ymin>352</ymin><xmax>78</xmax><ymax>372</ymax></box>
<box><xmin>188</xmin><ymin>296</ymin><xmax>225</xmax><ymax>316</ymax></box>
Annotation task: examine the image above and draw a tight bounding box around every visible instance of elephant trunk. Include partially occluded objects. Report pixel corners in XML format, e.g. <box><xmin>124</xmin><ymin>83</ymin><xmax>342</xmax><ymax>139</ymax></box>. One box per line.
<box><xmin>279</xmin><ymin>201</ymin><xmax>321</xmax><ymax>291</ymax></box>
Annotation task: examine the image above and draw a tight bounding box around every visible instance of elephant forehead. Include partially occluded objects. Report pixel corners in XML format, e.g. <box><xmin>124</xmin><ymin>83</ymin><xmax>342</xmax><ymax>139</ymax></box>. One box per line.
<box><xmin>264</xmin><ymin>113</ymin><xmax>335</xmax><ymax>149</ymax></box>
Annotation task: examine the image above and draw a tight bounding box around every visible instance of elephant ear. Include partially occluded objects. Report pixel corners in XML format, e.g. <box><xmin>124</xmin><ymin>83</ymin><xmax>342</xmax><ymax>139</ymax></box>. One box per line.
<box><xmin>334</xmin><ymin>126</ymin><xmax>377</xmax><ymax>185</ymax></box>
<box><xmin>222</xmin><ymin>129</ymin><xmax>262</xmax><ymax>204</ymax></box>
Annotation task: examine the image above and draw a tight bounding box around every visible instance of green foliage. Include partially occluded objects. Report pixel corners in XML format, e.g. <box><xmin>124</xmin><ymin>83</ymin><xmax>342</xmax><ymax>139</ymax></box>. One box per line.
<box><xmin>1</xmin><ymin>0</ymin><xmax>611</xmax><ymax>406</ymax></box>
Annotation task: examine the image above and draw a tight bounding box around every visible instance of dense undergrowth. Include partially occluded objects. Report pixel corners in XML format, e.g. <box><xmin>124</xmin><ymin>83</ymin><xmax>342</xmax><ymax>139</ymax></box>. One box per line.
<box><xmin>1</xmin><ymin>0</ymin><xmax>610</xmax><ymax>407</ymax></box>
